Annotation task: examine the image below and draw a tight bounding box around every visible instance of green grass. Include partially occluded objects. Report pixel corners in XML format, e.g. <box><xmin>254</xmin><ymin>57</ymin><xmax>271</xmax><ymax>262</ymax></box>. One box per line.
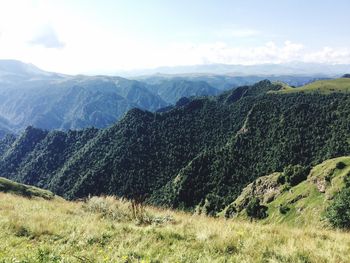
<box><xmin>273</xmin><ymin>78</ymin><xmax>350</xmax><ymax>94</ymax></box>
<box><xmin>0</xmin><ymin>177</ymin><xmax>54</xmax><ymax>200</ymax></box>
<box><xmin>264</xmin><ymin>157</ymin><xmax>350</xmax><ymax>227</ymax></box>
<box><xmin>1</xmin><ymin>159</ymin><xmax>350</xmax><ymax>262</ymax></box>
<box><xmin>1</xmin><ymin>194</ymin><xmax>350</xmax><ymax>262</ymax></box>
<box><xmin>264</xmin><ymin>180</ymin><xmax>325</xmax><ymax>226</ymax></box>
<box><xmin>224</xmin><ymin>156</ymin><xmax>350</xmax><ymax>229</ymax></box>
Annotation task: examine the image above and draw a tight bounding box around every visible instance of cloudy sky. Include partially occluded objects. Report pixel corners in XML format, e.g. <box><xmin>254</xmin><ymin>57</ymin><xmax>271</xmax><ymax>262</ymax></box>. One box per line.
<box><xmin>0</xmin><ymin>0</ymin><xmax>349</xmax><ymax>74</ymax></box>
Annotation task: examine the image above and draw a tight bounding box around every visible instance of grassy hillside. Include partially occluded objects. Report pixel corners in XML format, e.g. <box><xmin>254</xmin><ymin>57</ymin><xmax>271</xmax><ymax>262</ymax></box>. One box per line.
<box><xmin>265</xmin><ymin>156</ymin><xmax>350</xmax><ymax>226</ymax></box>
<box><xmin>275</xmin><ymin>78</ymin><xmax>350</xmax><ymax>94</ymax></box>
<box><xmin>0</xmin><ymin>177</ymin><xmax>54</xmax><ymax>199</ymax></box>
<box><xmin>225</xmin><ymin>157</ymin><xmax>350</xmax><ymax>228</ymax></box>
<box><xmin>1</xmin><ymin>193</ymin><xmax>350</xmax><ymax>262</ymax></box>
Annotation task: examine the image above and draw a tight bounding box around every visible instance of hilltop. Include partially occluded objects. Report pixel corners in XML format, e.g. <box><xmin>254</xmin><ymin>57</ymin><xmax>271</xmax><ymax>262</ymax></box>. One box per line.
<box><xmin>0</xmin><ymin>177</ymin><xmax>54</xmax><ymax>199</ymax></box>
<box><xmin>275</xmin><ymin>78</ymin><xmax>350</xmax><ymax>94</ymax></box>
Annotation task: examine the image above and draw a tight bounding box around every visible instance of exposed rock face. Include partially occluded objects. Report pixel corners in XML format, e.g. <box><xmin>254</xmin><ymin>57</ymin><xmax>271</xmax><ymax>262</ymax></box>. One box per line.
<box><xmin>316</xmin><ymin>179</ymin><xmax>327</xmax><ymax>193</ymax></box>
<box><xmin>308</xmin><ymin>165</ymin><xmax>335</xmax><ymax>193</ymax></box>
<box><xmin>232</xmin><ymin>172</ymin><xmax>283</xmax><ymax>212</ymax></box>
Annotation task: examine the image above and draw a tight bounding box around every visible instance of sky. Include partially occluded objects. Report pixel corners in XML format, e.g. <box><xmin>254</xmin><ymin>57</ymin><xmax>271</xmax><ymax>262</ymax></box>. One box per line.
<box><xmin>0</xmin><ymin>0</ymin><xmax>349</xmax><ymax>74</ymax></box>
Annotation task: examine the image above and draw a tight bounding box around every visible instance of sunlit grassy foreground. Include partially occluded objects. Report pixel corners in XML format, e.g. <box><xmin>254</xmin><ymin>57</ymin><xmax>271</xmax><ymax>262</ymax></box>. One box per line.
<box><xmin>0</xmin><ymin>194</ymin><xmax>350</xmax><ymax>263</ymax></box>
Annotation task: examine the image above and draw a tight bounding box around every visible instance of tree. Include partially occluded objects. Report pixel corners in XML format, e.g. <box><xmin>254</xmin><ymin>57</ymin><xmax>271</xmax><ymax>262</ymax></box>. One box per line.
<box><xmin>246</xmin><ymin>197</ymin><xmax>268</xmax><ymax>219</ymax></box>
<box><xmin>201</xmin><ymin>194</ymin><xmax>225</xmax><ymax>216</ymax></box>
<box><xmin>278</xmin><ymin>165</ymin><xmax>309</xmax><ymax>186</ymax></box>
<box><xmin>325</xmin><ymin>188</ymin><xmax>350</xmax><ymax>229</ymax></box>
<box><xmin>336</xmin><ymin>161</ymin><xmax>346</xmax><ymax>170</ymax></box>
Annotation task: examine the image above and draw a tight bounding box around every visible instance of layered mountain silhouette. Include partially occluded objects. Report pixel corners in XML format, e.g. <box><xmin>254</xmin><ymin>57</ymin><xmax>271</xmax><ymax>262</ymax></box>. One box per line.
<box><xmin>1</xmin><ymin>78</ymin><xmax>349</xmax><ymax>214</ymax></box>
<box><xmin>0</xmin><ymin>60</ymin><xmax>329</xmax><ymax>137</ymax></box>
<box><xmin>0</xmin><ymin>60</ymin><xmax>168</xmax><ymax>133</ymax></box>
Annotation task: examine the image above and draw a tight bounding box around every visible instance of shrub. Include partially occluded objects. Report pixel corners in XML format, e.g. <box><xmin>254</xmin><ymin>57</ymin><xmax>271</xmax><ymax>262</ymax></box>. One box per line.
<box><xmin>280</xmin><ymin>183</ymin><xmax>291</xmax><ymax>193</ymax></box>
<box><xmin>279</xmin><ymin>204</ymin><xmax>290</xmax><ymax>214</ymax></box>
<box><xmin>279</xmin><ymin>165</ymin><xmax>310</xmax><ymax>186</ymax></box>
<box><xmin>336</xmin><ymin>161</ymin><xmax>346</xmax><ymax>170</ymax></box>
<box><xmin>224</xmin><ymin>204</ymin><xmax>237</xmax><ymax>218</ymax></box>
<box><xmin>246</xmin><ymin>197</ymin><xmax>268</xmax><ymax>219</ymax></box>
<box><xmin>344</xmin><ymin>171</ymin><xmax>350</xmax><ymax>188</ymax></box>
<box><xmin>201</xmin><ymin>194</ymin><xmax>225</xmax><ymax>216</ymax></box>
<box><xmin>83</xmin><ymin>196</ymin><xmax>133</xmax><ymax>222</ymax></box>
<box><xmin>325</xmin><ymin>188</ymin><xmax>350</xmax><ymax>229</ymax></box>
<box><xmin>277</xmin><ymin>174</ymin><xmax>286</xmax><ymax>184</ymax></box>
<box><xmin>83</xmin><ymin>196</ymin><xmax>174</xmax><ymax>226</ymax></box>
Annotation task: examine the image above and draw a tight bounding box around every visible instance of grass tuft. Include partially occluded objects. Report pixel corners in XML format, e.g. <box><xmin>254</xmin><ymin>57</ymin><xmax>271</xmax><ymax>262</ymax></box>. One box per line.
<box><xmin>1</xmin><ymin>192</ymin><xmax>350</xmax><ymax>262</ymax></box>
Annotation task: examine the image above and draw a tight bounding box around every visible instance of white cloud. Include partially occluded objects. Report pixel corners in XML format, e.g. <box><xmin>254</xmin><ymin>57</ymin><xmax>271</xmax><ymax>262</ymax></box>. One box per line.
<box><xmin>156</xmin><ymin>41</ymin><xmax>350</xmax><ymax>67</ymax></box>
<box><xmin>303</xmin><ymin>47</ymin><xmax>350</xmax><ymax>64</ymax></box>
<box><xmin>159</xmin><ymin>41</ymin><xmax>305</xmax><ymax>66</ymax></box>
<box><xmin>0</xmin><ymin>1</ymin><xmax>349</xmax><ymax>74</ymax></box>
<box><xmin>29</xmin><ymin>24</ymin><xmax>65</xmax><ymax>49</ymax></box>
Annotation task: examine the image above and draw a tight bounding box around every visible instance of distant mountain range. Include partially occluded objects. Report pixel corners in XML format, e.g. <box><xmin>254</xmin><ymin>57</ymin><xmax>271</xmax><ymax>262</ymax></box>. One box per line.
<box><xmin>0</xmin><ymin>60</ymin><xmax>167</xmax><ymax>134</ymax></box>
<box><xmin>0</xmin><ymin>60</ymin><xmax>342</xmax><ymax>137</ymax></box>
<box><xmin>117</xmin><ymin>62</ymin><xmax>350</xmax><ymax>77</ymax></box>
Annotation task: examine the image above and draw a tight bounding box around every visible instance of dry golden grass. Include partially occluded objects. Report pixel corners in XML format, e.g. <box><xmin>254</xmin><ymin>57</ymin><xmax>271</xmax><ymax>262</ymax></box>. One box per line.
<box><xmin>0</xmin><ymin>193</ymin><xmax>350</xmax><ymax>262</ymax></box>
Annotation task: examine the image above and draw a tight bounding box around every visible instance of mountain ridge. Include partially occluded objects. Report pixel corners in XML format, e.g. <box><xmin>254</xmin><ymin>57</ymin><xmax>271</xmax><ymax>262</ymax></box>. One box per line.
<box><xmin>1</xmin><ymin>79</ymin><xmax>349</xmax><ymax>214</ymax></box>
<box><xmin>117</xmin><ymin>62</ymin><xmax>350</xmax><ymax>77</ymax></box>
<box><xmin>0</xmin><ymin>60</ymin><xmax>336</xmax><ymax>138</ymax></box>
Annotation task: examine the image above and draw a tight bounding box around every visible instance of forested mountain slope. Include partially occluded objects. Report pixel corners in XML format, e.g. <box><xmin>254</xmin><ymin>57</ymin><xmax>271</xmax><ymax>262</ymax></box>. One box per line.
<box><xmin>145</xmin><ymin>78</ymin><xmax>220</xmax><ymax>104</ymax></box>
<box><xmin>0</xmin><ymin>74</ymin><xmax>167</xmax><ymax>131</ymax></box>
<box><xmin>0</xmin><ymin>79</ymin><xmax>349</xmax><ymax>214</ymax></box>
<box><xmin>140</xmin><ymin>74</ymin><xmax>326</xmax><ymax>91</ymax></box>
<box><xmin>165</xmin><ymin>90</ymin><xmax>349</xmax><ymax>211</ymax></box>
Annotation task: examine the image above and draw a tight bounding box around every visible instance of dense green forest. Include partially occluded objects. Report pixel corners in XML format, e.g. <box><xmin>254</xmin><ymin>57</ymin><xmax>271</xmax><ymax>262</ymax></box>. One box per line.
<box><xmin>0</xmin><ymin>79</ymin><xmax>349</xmax><ymax>214</ymax></box>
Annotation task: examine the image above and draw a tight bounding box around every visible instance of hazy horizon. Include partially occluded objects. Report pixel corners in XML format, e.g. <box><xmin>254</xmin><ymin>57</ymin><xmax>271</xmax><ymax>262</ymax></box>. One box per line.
<box><xmin>0</xmin><ymin>0</ymin><xmax>349</xmax><ymax>74</ymax></box>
